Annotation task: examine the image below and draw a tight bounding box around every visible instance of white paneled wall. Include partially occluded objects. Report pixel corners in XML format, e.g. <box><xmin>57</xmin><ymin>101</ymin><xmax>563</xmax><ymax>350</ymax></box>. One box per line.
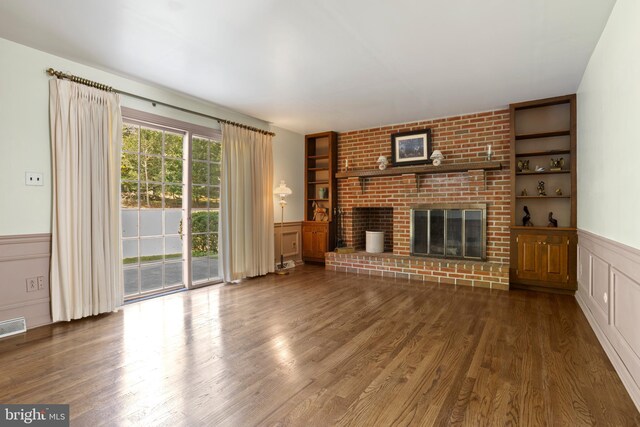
<box><xmin>576</xmin><ymin>230</ymin><xmax>640</xmax><ymax>410</ymax></box>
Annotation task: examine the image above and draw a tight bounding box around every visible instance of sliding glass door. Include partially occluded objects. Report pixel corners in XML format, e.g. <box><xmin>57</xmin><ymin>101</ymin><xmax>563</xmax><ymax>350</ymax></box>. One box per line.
<box><xmin>191</xmin><ymin>135</ymin><xmax>221</xmax><ymax>284</ymax></box>
<box><xmin>120</xmin><ymin>113</ymin><xmax>222</xmax><ymax>299</ymax></box>
<box><xmin>121</xmin><ymin>123</ymin><xmax>186</xmax><ymax>298</ymax></box>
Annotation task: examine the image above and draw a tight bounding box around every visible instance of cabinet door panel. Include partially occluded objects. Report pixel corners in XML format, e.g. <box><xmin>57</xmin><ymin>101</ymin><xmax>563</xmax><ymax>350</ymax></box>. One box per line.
<box><xmin>302</xmin><ymin>229</ymin><xmax>315</xmax><ymax>257</ymax></box>
<box><xmin>545</xmin><ymin>244</ymin><xmax>562</xmax><ymax>274</ymax></box>
<box><xmin>541</xmin><ymin>236</ymin><xmax>569</xmax><ymax>283</ymax></box>
<box><xmin>315</xmin><ymin>229</ymin><xmax>328</xmax><ymax>255</ymax></box>
<box><xmin>517</xmin><ymin>235</ymin><xmax>541</xmax><ymax>280</ymax></box>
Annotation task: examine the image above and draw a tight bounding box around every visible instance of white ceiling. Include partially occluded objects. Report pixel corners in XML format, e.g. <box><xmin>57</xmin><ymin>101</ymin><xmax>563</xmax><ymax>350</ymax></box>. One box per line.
<box><xmin>0</xmin><ymin>0</ymin><xmax>616</xmax><ymax>134</ymax></box>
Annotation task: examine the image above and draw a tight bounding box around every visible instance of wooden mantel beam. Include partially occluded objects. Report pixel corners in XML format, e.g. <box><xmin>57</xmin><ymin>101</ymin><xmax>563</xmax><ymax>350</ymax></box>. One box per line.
<box><xmin>335</xmin><ymin>161</ymin><xmax>502</xmax><ymax>179</ymax></box>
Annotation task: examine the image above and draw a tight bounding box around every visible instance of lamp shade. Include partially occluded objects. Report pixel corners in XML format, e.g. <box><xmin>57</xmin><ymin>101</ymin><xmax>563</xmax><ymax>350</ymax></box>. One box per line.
<box><xmin>430</xmin><ymin>150</ymin><xmax>444</xmax><ymax>159</ymax></box>
<box><xmin>274</xmin><ymin>180</ymin><xmax>292</xmax><ymax>197</ymax></box>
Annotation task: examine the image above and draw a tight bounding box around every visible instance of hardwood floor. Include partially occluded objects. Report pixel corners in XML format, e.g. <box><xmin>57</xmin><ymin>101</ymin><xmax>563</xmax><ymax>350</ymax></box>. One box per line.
<box><xmin>0</xmin><ymin>265</ymin><xmax>638</xmax><ymax>426</ymax></box>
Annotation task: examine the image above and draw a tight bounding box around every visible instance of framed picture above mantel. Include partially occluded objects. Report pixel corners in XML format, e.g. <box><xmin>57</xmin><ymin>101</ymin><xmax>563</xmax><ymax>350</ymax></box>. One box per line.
<box><xmin>391</xmin><ymin>128</ymin><xmax>433</xmax><ymax>166</ymax></box>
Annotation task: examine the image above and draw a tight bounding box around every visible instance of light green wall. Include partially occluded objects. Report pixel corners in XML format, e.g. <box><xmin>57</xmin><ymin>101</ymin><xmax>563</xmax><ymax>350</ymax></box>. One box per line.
<box><xmin>0</xmin><ymin>38</ymin><xmax>304</xmax><ymax>235</ymax></box>
<box><xmin>577</xmin><ymin>0</ymin><xmax>640</xmax><ymax>249</ymax></box>
<box><xmin>271</xmin><ymin>126</ymin><xmax>305</xmax><ymax>222</ymax></box>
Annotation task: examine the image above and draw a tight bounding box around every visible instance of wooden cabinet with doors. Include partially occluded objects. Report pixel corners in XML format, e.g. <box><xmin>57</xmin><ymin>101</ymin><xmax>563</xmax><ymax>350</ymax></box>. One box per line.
<box><xmin>302</xmin><ymin>131</ymin><xmax>337</xmax><ymax>263</ymax></box>
<box><xmin>511</xmin><ymin>228</ymin><xmax>576</xmax><ymax>290</ymax></box>
<box><xmin>509</xmin><ymin>94</ymin><xmax>577</xmax><ymax>292</ymax></box>
<box><xmin>302</xmin><ymin>222</ymin><xmax>329</xmax><ymax>262</ymax></box>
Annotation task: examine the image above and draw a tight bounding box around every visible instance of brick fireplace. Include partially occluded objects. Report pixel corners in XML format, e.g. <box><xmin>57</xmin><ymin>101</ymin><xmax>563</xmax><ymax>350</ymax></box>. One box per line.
<box><xmin>351</xmin><ymin>207</ymin><xmax>394</xmax><ymax>252</ymax></box>
<box><xmin>326</xmin><ymin>110</ymin><xmax>511</xmax><ymax>290</ymax></box>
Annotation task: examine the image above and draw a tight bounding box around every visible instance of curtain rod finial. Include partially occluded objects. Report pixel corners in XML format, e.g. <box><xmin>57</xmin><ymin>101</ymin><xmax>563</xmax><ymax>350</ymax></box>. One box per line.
<box><xmin>46</xmin><ymin>68</ymin><xmax>55</xmax><ymax>76</ymax></box>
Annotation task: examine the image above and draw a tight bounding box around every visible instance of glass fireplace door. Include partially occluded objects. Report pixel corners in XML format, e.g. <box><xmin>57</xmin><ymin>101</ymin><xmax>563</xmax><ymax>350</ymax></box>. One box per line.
<box><xmin>411</xmin><ymin>205</ymin><xmax>486</xmax><ymax>260</ymax></box>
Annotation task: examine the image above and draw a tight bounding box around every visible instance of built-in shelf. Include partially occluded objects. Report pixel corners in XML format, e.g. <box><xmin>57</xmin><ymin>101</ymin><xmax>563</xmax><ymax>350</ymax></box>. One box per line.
<box><xmin>516</xmin><ymin>195</ymin><xmax>571</xmax><ymax>199</ymax></box>
<box><xmin>510</xmin><ymin>94</ymin><xmax>577</xmax><ymax>292</ymax></box>
<box><xmin>516</xmin><ymin>170</ymin><xmax>570</xmax><ymax>176</ymax></box>
<box><xmin>515</xmin><ymin>130</ymin><xmax>571</xmax><ymax>140</ymax></box>
<box><xmin>304</xmin><ymin>131</ymin><xmax>338</xmax><ymax>262</ymax></box>
<box><xmin>335</xmin><ymin>161</ymin><xmax>502</xmax><ymax>193</ymax></box>
<box><xmin>515</xmin><ymin>149</ymin><xmax>571</xmax><ymax>158</ymax></box>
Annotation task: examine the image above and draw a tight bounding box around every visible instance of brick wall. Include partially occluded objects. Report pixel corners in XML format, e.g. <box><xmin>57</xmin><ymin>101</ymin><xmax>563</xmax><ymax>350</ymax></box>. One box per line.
<box><xmin>352</xmin><ymin>207</ymin><xmax>394</xmax><ymax>251</ymax></box>
<box><xmin>329</xmin><ymin>109</ymin><xmax>511</xmax><ymax>289</ymax></box>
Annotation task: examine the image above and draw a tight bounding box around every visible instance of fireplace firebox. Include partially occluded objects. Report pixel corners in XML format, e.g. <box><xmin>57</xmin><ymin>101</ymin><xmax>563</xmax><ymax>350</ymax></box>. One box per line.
<box><xmin>411</xmin><ymin>204</ymin><xmax>486</xmax><ymax>260</ymax></box>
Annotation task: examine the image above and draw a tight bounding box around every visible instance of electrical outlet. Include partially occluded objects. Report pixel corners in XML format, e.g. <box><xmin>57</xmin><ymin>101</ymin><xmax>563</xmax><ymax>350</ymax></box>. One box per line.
<box><xmin>26</xmin><ymin>277</ymin><xmax>37</xmax><ymax>292</ymax></box>
<box><xmin>25</xmin><ymin>172</ymin><xmax>44</xmax><ymax>186</ymax></box>
<box><xmin>37</xmin><ymin>276</ymin><xmax>45</xmax><ymax>290</ymax></box>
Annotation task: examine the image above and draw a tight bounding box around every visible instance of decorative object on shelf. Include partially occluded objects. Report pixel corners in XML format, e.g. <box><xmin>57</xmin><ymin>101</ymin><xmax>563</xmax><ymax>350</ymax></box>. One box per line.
<box><xmin>535</xmin><ymin>165</ymin><xmax>546</xmax><ymax>172</ymax></box>
<box><xmin>523</xmin><ymin>206</ymin><xmax>534</xmax><ymax>226</ymax></box>
<box><xmin>376</xmin><ymin>155</ymin><xmax>389</xmax><ymax>170</ymax></box>
<box><xmin>537</xmin><ymin>181</ymin><xmax>546</xmax><ymax>196</ymax></box>
<box><xmin>390</xmin><ymin>128</ymin><xmax>433</xmax><ymax>166</ymax></box>
<box><xmin>555</xmin><ymin>188</ymin><xmax>563</xmax><ymax>196</ymax></box>
<box><xmin>317</xmin><ymin>187</ymin><xmax>328</xmax><ymax>199</ymax></box>
<box><xmin>274</xmin><ymin>180</ymin><xmax>293</xmax><ymax>274</ymax></box>
<box><xmin>312</xmin><ymin>201</ymin><xmax>328</xmax><ymax>221</ymax></box>
<box><xmin>521</xmin><ymin>188</ymin><xmax>528</xmax><ymax>196</ymax></box>
<box><xmin>430</xmin><ymin>150</ymin><xmax>444</xmax><ymax>166</ymax></box>
<box><xmin>517</xmin><ymin>159</ymin><xmax>530</xmax><ymax>172</ymax></box>
<box><xmin>547</xmin><ymin>212</ymin><xmax>558</xmax><ymax>227</ymax></box>
<box><xmin>550</xmin><ymin>157</ymin><xmax>564</xmax><ymax>171</ymax></box>
<box><xmin>486</xmin><ymin>144</ymin><xmax>493</xmax><ymax>161</ymax></box>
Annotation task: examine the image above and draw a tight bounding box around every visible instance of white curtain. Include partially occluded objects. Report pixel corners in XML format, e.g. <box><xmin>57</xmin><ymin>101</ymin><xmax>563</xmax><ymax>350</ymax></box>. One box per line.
<box><xmin>219</xmin><ymin>124</ymin><xmax>274</xmax><ymax>282</ymax></box>
<box><xmin>49</xmin><ymin>79</ymin><xmax>124</xmax><ymax>321</ymax></box>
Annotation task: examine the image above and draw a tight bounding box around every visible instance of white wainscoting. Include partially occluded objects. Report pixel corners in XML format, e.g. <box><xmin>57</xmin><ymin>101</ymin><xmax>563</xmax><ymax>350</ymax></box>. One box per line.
<box><xmin>274</xmin><ymin>221</ymin><xmax>302</xmax><ymax>266</ymax></box>
<box><xmin>576</xmin><ymin>230</ymin><xmax>640</xmax><ymax>410</ymax></box>
<box><xmin>0</xmin><ymin>234</ymin><xmax>52</xmax><ymax>330</ymax></box>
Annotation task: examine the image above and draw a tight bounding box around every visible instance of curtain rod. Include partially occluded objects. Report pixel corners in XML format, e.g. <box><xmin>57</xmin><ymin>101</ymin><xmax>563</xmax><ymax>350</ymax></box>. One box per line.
<box><xmin>46</xmin><ymin>68</ymin><xmax>276</xmax><ymax>137</ymax></box>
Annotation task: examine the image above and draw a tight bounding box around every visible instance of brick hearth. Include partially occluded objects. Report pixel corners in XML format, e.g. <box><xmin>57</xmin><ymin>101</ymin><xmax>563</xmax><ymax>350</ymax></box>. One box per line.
<box><xmin>327</xmin><ymin>109</ymin><xmax>511</xmax><ymax>290</ymax></box>
<box><xmin>326</xmin><ymin>251</ymin><xmax>509</xmax><ymax>290</ymax></box>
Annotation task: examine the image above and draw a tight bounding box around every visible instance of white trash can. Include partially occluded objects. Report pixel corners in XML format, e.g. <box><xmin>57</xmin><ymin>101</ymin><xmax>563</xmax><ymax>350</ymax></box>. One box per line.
<box><xmin>365</xmin><ymin>231</ymin><xmax>384</xmax><ymax>253</ymax></box>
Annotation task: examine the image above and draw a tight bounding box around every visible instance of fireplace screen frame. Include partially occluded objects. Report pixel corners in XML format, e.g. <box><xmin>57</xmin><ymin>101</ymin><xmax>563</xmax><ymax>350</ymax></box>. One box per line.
<box><xmin>410</xmin><ymin>203</ymin><xmax>487</xmax><ymax>261</ymax></box>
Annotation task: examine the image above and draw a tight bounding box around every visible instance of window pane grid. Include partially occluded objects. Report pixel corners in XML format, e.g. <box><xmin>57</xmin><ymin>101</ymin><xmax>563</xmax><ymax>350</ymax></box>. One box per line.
<box><xmin>191</xmin><ymin>135</ymin><xmax>220</xmax><ymax>283</ymax></box>
<box><xmin>121</xmin><ymin>121</ymin><xmax>187</xmax><ymax>298</ymax></box>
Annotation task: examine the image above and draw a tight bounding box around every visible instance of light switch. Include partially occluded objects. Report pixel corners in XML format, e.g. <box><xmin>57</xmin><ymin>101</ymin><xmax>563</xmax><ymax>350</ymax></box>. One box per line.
<box><xmin>25</xmin><ymin>172</ymin><xmax>44</xmax><ymax>186</ymax></box>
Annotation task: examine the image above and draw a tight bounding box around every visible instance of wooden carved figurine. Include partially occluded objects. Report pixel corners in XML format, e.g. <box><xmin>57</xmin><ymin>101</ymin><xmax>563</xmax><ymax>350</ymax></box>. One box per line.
<box><xmin>521</xmin><ymin>188</ymin><xmax>528</xmax><ymax>196</ymax></box>
<box><xmin>523</xmin><ymin>206</ymin><xmax>534</xmax><ymax>227</ymax></box>
<box><xmin>312</xmin><ymin>201</ymin><xmax>328</xmax><ymax>221</ymax></box>
<box><xmin>537</xmin><ymin>181</ymin><xmax>546</xmax><ymax>196</ymax></box>
<box><xmin>550</xmin><ymin>157</ymin><xmax>565</xmax><ymax>171</ymax></box>
<box><xmin>547</xmin><ymin>212</ymin><xmax>558</xmax><ymax>227</ymax></box>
